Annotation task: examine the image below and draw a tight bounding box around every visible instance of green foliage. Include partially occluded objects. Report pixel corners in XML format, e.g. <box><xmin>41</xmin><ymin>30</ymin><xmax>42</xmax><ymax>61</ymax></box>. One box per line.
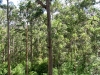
<box><xmin>36</xmin><ymin>62</ymin><xmax>48</xmax><ymax>74</ymax></box>
<box><xmin>34</xmin><ymin>7</ymin><xmax>44</xmax><ymax>18</ymax></box>
<box><xmin>29</xmin><ymin>71</ymin><xmax>38</xmax><ymax>75</ymax></box>
<box><xmin>12</xmin><ymin>63</ymin><xmax>25</xmax><ymax>75</ymax></box>
<box><xmin>0</xmin><ymin>62</ymin><xmax>7</xmax><ymax>75</ymax></box>
<box><xmin>0</xmin><ymin>0</ymin><xmax>100</xmax><ymax>75</ymax></box>
<box><xmin>80</xmin><ymin>0</ymin><xmax>96</xmax><ymax>8</ymax></box>
<box><xmin>53</xmin><ymin>68</ymin><xmax>58</xmax><ymax>75</ymax></box>
<box><xmin>31</xmin><ymin>59</ymin><xmax>48</xmax><ymax>75</ymax></box>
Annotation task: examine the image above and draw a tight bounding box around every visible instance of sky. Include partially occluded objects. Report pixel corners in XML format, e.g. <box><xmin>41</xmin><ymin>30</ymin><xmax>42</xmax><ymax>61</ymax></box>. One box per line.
<box><xmin>2</xmin><ymin>0</ymin><xmax>100</xmax><ymax>8</ymax></box>
<box><xmin>2</xmin><ymin>0</ymin><xmax>19</xmax><ymax>6</ymax></box>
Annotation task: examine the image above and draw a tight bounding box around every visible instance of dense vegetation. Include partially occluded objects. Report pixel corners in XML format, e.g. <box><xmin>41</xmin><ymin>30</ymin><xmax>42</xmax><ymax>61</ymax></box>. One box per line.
<box><xmin>0</xmin><ymin>0</ymin><xmax>100</xmax><ymax>75</ymax></box>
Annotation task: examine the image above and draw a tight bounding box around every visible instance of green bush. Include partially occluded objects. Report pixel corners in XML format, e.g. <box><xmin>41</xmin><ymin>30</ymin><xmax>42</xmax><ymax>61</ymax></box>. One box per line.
<box><xmin>0</xmin><ymin>62</ymin><xmax>7</xmax><ymax>75</ymax></box>
<box><xmin>12</xmin><ymin>63</ymin><xmax>25</xmax><ymax>75</ymax></box>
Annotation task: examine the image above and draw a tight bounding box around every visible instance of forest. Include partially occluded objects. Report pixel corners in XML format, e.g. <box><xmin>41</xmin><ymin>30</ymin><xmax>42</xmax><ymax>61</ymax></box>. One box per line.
<box><xmin>0</xmin><ymin>0</ymin><xmax>100</xmax><ymax>75</ymax></box>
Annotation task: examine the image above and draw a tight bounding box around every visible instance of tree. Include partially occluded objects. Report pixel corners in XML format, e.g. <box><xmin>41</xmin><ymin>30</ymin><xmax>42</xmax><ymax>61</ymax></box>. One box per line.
<box><xmin>7</xmin><ymin>0</ymin><xmax>10</xmax><ymax>75</ymax></box>
<box><xmin>46</xmin><ymin>0</ymin><xmax>52</xmax><ymax>75</ymax></box>
<box><xmin>0</xmin><ymin>0</ymin><xmax>100</xmax><ymax>75</ymax></box>
<box><xmin>37</xmin><ymin>0</ymin><xmax>53</xmax><ymax>75</ymax></box>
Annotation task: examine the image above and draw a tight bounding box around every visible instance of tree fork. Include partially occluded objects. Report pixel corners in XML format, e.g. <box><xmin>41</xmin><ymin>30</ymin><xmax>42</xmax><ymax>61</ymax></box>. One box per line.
<box><xmin>36</xmin><ymin>0</ymin><xmax>46</xmax><ymax>9</ymax></box>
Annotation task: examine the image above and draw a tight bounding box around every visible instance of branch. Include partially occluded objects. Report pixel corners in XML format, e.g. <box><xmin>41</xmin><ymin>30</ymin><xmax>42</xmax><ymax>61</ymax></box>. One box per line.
<box><xmin>36</xmin><ymin>0</ymin><xmax>46</xmax><ymax>9</ymax></box>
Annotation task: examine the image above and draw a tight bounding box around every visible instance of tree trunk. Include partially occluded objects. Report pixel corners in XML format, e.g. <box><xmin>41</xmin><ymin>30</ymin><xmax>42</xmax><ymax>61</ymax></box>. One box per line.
<box><xmin>46</xmin><ymin>0</ymin><xmax>53</xmax><ymax>75</ymax></box>
<box><xmin>30</xmin><ymin>21</ymin><xmax>33</xmax><ymax>65</ymax></box>
<box><xmin>26</xmin><ymin>8</ymin><xmax>29</xmax><ymax>75</ymax></box>
<box><xmin>26</xmin><ymin>24</ymin><xmax>28</xmax><ymax>75</ymax></box>
<box><xmin>7</xmin><ymin>0</ymin><xmax>11</xmax><ymax>75</ymax></box>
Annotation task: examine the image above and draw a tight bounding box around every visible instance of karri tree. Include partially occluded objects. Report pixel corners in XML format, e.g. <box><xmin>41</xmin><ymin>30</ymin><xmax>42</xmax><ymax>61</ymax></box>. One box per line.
<box><xmin>37</xmin><ymin>0</ymin><xmax>53</xmax><ymax>75</ymax></box>
<box><xmin>7</xmin><ymin>0</ymin><xmax>11</xmax><ymax>75</ymax></box>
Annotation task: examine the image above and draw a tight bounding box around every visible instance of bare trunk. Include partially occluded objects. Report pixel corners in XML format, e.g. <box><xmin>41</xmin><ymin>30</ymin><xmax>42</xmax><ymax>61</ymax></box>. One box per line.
<box><xmin>46</xmin><ymin>0</ymin><xmax>53</xmax><ymax>75</ymax></box>
<box><xmin>26</xmin><ymin>8</ymin><xmax>29</xmax><ymax>75</ymax></box>
<box><xmin>7</xmin><ymin>0</ymin><xmax>11</xmax><ymax>75</ymax></box>
<box><xmin>30</xmin><ymin>22</ymin><xmax>33</xmax><ymax>64</ymax></box>
<box><xmin>26</xmin><ymin>25</ymin><xmax>28</xmax><ymax>75</ymax></box>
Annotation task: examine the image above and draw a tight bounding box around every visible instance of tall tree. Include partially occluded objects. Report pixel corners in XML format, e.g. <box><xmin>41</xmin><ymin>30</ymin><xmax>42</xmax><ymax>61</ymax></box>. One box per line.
<box><xmin>7</xmin><ymin>0</ymin><xmax>10</xmax><ymax>75</ymax></box>
<box><xmin>37</xmin><ymin>0</ymin><xmax>52</xmax><ymax>75</ymax></box>
<box><xmin>46</xmin><ymin>0</ymin><xmax>52</xmax><ymax>75</ymax></box>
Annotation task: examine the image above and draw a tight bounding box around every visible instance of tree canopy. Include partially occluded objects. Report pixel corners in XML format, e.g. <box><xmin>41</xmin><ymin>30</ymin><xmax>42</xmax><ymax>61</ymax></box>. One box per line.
<box><xmin>0</xmin><ymin>0</ymin><xmax>100</xmax><ymax>75</ymax></box>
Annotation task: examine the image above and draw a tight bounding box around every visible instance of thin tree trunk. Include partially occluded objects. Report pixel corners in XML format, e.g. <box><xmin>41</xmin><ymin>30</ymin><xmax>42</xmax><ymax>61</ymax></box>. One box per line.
<box><xmin>7</xmin><ymin>0</ymin><xmax>11</xmax><ymax>75</ymax></box>
<box><xmin>26</xmin><ymin>25</ymin><xmax>28</xmax><ymax>75</ymax></box>
<box><xmin>30</xmin><ymin>21</ymin><xmax>33</xmax><ymax>65</ymax></box>
<box><xmin>46</xmin><ymin>0</ymin><xmax>53</xmax><ymax>75</ymax></box>
<box><xmin>26</xmin><ymin>8</ymin><xmax>29</xmax><ymax>75</ymax></box>
<box><xmin>58</xmin><ymin>49</ymin><xmax>60</xmax><ymax>75</ymax></box>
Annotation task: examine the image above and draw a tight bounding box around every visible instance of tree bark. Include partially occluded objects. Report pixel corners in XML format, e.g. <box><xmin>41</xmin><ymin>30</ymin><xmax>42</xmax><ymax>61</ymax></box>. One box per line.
<box><xmin>26</xmin><ymin>8</ymin><xmax>29</xmax><ymax>75</ymax></box>
<box><xmin>7</xmin><ymin>0</ymin><xmax>11</xmax><ymax>75</ymax></box>
<box><xmin>26</xmin><ymin>25</ymin><xmax>28</xmax><ymax>75</ymax></box>
<box><xmin>46</xmin><ymin>0</ymin><xmax>53</xmax><ymax>75</ymax></box>
<box><xmin>30</xmin><ymin>21</ymin><xmax>33</xmax><ymax>65</ymax></box>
